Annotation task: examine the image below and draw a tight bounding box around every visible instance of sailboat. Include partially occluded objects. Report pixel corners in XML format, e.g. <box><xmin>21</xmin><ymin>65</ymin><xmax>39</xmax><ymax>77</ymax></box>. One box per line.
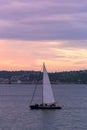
<box><xmin>29</xmin><ymin>63</ymin><xmax>62</xmax><ymax>109</ymax></box>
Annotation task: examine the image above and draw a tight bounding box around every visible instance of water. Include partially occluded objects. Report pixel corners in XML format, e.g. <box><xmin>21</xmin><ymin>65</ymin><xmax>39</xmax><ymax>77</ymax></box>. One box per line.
<box><xmin>0</xmin><ymin>84</ymin><xmax>87</xmax><ymax>130</ymax></box>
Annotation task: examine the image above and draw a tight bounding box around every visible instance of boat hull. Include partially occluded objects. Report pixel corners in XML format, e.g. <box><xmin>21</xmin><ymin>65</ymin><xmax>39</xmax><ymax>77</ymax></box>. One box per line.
<box><xmin>30</xmin><ymin>105</ymin><xmax>62</xmax><ymax>110</ymax></box>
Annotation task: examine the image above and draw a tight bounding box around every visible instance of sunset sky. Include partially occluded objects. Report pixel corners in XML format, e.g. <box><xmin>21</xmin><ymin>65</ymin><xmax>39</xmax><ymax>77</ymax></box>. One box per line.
<box><xmin>0</xmin><ymin>0</ymin><xmax>87</xmax><ymax>72</ymax></box>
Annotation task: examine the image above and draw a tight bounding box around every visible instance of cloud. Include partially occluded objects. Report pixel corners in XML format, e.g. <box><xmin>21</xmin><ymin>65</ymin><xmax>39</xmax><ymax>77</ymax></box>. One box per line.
<box><xmin>0</xmin><ymin>39</ymin><xmax>87</xmax><ymax>71</ymax></box>
<box><xmin>0</xmin><ymin>0</ymin><xmax>87</xmax><ymax>40</ymax></box>
<box><xmin>54</xmin><ymin>40</ymin><xmax>87</xmax><ymax>49</ymax></box>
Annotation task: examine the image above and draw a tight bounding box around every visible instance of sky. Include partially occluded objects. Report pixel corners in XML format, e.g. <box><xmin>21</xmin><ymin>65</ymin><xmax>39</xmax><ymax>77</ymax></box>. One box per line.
<box><xmin>0</xmin><ymin>0</ymin><xmax>87</xmax><ymax>71</ymax></box>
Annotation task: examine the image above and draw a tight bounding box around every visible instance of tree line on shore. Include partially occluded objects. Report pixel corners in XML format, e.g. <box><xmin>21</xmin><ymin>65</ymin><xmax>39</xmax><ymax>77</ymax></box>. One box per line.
<box><xmin>0</xmin><ymin>70</ymin><xmax>87</xmax><ymax>84</ymax></box>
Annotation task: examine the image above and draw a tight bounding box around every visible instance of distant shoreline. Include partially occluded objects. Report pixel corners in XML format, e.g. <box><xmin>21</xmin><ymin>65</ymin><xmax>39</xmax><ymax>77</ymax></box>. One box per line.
<box><xmin>0</xmin><ymin>70</ymin><xmax>87</xmax><ymax>84</ymax></box>
<box><xmin>0</xmin><ymin>83</ymin><xmax>87</xmax><ymax>85</ymax></box>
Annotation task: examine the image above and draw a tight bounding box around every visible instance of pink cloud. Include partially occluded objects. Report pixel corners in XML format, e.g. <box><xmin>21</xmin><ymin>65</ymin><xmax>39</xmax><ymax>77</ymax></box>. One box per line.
<box><xmin>0</xmin><ymin>39</ymin><xmax>87</xmax><ymax>71</ymax></box>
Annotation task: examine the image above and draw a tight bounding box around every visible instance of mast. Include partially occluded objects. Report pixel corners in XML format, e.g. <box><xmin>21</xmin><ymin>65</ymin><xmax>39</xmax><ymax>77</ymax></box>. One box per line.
<box><xmin>42</xmin><ymin>62</ymin><xmax>45</xmax><ymax>104</ymax></box>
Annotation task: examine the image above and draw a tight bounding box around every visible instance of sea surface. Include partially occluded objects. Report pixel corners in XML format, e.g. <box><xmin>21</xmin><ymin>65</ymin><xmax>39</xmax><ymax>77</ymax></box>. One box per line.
<box><xmin>0</xmin><ymin>84</ymin><xmax>87</xmax><ymax>130</ymax></box>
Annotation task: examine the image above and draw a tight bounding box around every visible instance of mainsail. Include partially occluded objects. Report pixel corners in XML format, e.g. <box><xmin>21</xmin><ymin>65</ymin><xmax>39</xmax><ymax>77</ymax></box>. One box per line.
<box><xmin>43</xmin><ymin>63</ymin><xmax>55</xmax><ymax>104</ymax></box>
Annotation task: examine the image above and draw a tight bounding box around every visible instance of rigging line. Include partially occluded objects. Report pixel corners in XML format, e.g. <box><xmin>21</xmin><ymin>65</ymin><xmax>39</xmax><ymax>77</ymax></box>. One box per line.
<box><xmin>29</xmin><ymin>84</ymin><xmax>38</xmax><ymax>106</ymax></box>
<box><xmin>28</xmin><ymin>64</ymin><xmax>43</xmax><ymax>106</ymax></box>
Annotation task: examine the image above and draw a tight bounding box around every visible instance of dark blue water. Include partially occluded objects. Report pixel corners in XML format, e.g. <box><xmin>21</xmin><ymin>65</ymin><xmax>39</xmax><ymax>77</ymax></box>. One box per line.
<box><xmin>0</xmin><ymin>84</ymin><xmax>87</xmax><ymax>130</ymax></box>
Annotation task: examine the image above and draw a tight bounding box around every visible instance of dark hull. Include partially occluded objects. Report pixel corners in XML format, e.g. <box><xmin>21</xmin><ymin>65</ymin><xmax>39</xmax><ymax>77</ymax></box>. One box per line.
<box><xmin>30</xmin><ymin>105</ymin><xmax>62</xmax><ymax>110</ymax></box>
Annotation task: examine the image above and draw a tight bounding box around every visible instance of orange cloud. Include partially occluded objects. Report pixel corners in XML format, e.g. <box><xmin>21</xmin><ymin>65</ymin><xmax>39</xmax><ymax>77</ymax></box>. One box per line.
<box><xmin>0</xmin><ymin>39</ymin><xmax>87</xmax><ymax>71</ymax></box>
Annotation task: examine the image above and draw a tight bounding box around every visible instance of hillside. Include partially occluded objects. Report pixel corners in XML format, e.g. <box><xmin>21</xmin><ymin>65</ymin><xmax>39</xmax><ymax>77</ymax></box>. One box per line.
<box><xmin>0</xmin><ymin>70</ymin><xmax>87</xmax><ymax>84</ymax></box>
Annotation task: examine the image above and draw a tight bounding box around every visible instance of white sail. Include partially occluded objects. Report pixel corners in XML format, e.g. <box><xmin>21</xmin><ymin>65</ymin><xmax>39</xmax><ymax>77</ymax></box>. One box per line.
<box><xmin>43</xmin><ymin>63</ymin><xmax>55</xmax><ymax>104</ymax></box>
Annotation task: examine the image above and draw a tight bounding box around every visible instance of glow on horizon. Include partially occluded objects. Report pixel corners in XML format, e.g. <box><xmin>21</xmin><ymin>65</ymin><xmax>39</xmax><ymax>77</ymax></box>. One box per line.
<box><xmin>0</xmin><ymin>39</ymin><xmax>87</xmax><ymax>72</ymax></box>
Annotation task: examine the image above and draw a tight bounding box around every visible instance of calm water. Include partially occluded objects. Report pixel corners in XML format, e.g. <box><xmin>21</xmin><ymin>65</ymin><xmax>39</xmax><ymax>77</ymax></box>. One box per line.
<box><xmin>0</xmin><ymin>84</ymin><xmax>87</xmax><ymax>130</ymax></box>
